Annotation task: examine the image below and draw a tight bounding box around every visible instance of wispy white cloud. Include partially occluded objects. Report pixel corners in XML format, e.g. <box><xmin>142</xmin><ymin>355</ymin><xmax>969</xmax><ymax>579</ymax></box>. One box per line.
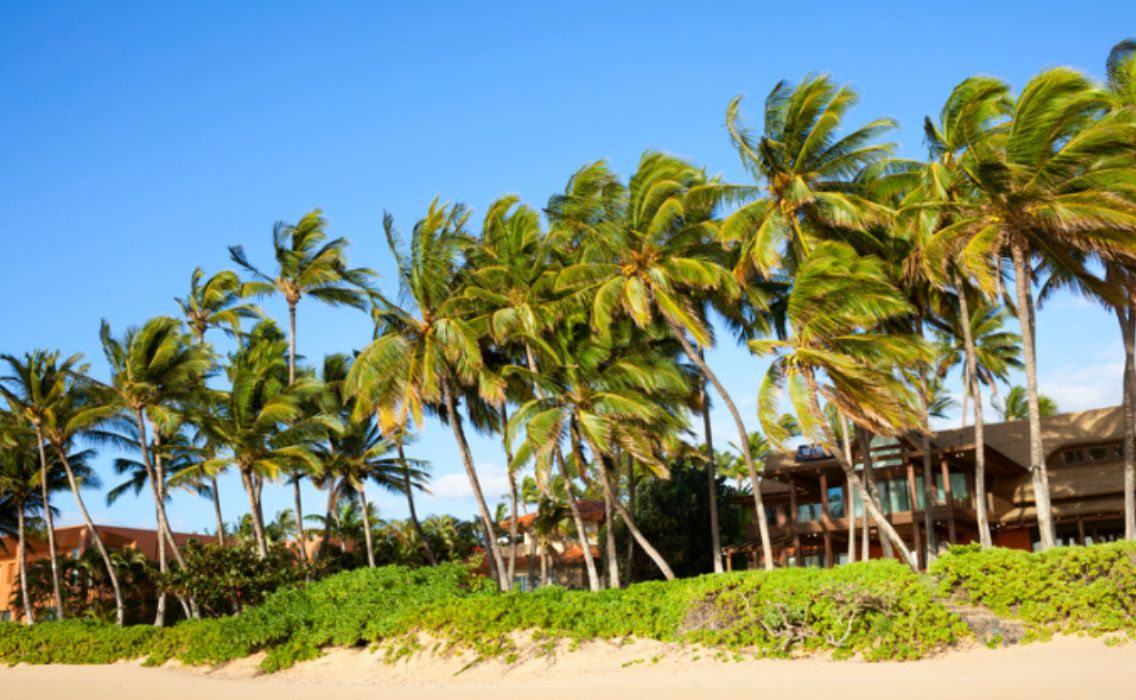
<box><xmin>429</xmin><ymin>462</ymin><xmax>510</xmax><ymax>501</ymax></box>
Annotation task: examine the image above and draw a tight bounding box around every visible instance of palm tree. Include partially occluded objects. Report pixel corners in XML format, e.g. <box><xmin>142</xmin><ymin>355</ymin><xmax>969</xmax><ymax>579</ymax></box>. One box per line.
<box><xmin>753</xmin><ymin>241</ymin><xmax>932</xmax><ymax>571</ymax></box>
<box><xmin>933</xmin><ymin>303</ymin><xmax>1023</xmax><ymax>426</ymax></box>
<box><xmin>924</xmin><ymin>67</ymin><xmax>1136</xmax><ymax>550</ymax></box>
<box><xmin>994</xmin><ymin>386</ymin><xmax>1059</xmax><ymax>422</ymax></box>
<box><xmin>176</xmin><ymin>267</ymin><xmax>267</xmax><ymax>545</ymax></box>
<box><xmin>0</xmin><ymin>417</ymin><xmax>67</xmax><ymax>624</ymax></box>
<box><xmin>92</xmin><ymin>317</ymin><xmax>213</xmax><ymax>623</ymax></box>
<box><xmin>0</xmin><ymin>350</ymin><xmax>84</xmax><ymax>621</ymax></box>
<box><xmin>195</xmin><ymin>320</ymin><xmax>338</xmax><ymax>559</ymax></box>
<box><xmin>230</xmin><ymin>209</ymin><xmax>374</xmax><ymax>560</ymax></box>
<box><xmin>723</xmin><ymin>74</ymin><xmax>896</xmax><ymax>279</ymax></box>
<box><xmin>346</xmin><ymin>201</ymin><xmax>510</xmax><ymax>590</ymax></box>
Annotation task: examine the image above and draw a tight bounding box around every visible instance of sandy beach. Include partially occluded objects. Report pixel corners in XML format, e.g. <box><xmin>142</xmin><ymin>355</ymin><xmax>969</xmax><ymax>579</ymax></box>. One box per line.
<box><xmin>2</xmin><ymin>635</ymin><xmax>1134</xmax><ymax>700</ymax></box>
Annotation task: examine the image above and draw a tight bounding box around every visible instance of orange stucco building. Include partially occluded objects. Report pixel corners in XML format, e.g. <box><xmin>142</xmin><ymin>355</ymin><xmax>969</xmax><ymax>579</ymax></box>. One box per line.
<box><xmin>0</xmin><ymin>524</ymin><xmax>217</xmax><ymax>622</ymax></box>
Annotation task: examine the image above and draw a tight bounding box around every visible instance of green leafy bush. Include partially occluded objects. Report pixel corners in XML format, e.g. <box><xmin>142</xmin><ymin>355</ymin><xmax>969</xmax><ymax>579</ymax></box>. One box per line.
<box><xmin>157</xmin><ymin>540</ymin><xmax>306</xmax><ymax>618</ymax></box>
<box><xmin>931</xmin><ymin>541</ymin><xmax>1136</xmax><ymax>639</ymax></box>
<box><xmin>0</xmin><ymin>620</ymin><xmax>158</xmax><ymax>665</ymax></box>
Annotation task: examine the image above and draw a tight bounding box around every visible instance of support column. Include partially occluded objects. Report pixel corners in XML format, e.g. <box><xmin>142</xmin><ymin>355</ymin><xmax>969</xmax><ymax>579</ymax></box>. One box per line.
<box><xmin>906</xmin><ymin>463</ymin><xmax>924</xmax><ymax>570</ymax></box>
<box><xmin>941</xmin><ymin>452</ymin><xmax>957</xmax><ymax>545</ymax></box>
<box><xmin>1077</xmin><ymin>518</ymin><xmax>1086</xmax><ymax>546</ymax></box>
<box><xmin>820</xmin><ymin>473</ymin><xmax>834</xmax><ymax>568</ymax></box>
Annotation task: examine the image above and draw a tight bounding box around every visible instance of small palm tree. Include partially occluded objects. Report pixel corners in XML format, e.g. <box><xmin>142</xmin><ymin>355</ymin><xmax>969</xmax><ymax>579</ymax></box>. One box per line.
<box><xmin>994</xmin><ymin>386</ymin><xmax>1059</xmax><ymax>422</ymax></box>
<box><xmin>230</xmin><ymin>210</ymin><xmax>374</xmax><ymax>558</ymax></box>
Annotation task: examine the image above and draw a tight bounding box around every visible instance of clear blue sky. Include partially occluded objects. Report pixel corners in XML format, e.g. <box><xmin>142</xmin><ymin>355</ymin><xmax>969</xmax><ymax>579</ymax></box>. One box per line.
<box><xmin>1</xmin><ymin>1</ymin><xmax>1129</xmax><ymax>533</ymax></box>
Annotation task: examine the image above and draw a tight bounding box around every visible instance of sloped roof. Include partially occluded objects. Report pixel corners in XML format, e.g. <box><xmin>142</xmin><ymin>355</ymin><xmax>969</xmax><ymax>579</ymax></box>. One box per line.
<box><xmin>501</xmin><ymin>500</ymin><xmax>605</xmax><ymax>532</ymax></box>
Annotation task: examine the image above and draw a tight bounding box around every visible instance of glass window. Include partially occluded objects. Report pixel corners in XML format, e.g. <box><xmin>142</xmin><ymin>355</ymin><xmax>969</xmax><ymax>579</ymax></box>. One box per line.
<box><xmin>765</xmin><ymin>505</ymin><xmax>779</xmax><ymax>528</ymax></box>
<box><xmin>1088</xmin><ymin>446</ymin><xmax>1111</xmax><ymax>463</ymax></box>
<box><xmin>802</xmin><ymin>553</ymin><xmax>826</xmax><ymax>569</ymax></box>
<box><xmin>827</xmin><ymin>486</ymin><xmax>846</xmax><ymax>519</ymax></box>
<box><xmin>878</xmin><ymin>478</ymin><xmax>911</xmax><ymax>514</ymax></box>
<box><xmin>1064</xmin><ymin>449</ymin><xmax>1085</xmax><ymax>465</ymax></box>
<box><xmin>797</xmin><ymin>502</ymin><xmax>823</xmax><ymax>523</ymax></box>
<box><xmin>1</xmin><ymin>611</ymin><xmax>9</xmax><ymax>623</ymax></box>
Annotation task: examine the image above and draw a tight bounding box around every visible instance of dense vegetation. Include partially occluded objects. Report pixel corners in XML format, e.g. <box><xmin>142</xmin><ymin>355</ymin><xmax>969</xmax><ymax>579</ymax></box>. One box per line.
<box><xmin>1</xmin><ymin>544</ymin><xmax>1133</xmax><ymax>670</ymax></box>
<box><xmin>3</xmin><ymin>38</ymin><xmax>1136</xmax><ymax>628</ymax></box>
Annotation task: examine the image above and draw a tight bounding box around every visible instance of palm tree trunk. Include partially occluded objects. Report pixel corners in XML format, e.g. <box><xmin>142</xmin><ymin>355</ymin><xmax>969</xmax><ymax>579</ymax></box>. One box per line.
<box><xmin>579</xmin><ymin>430</ymin><xmax>675</xmax><ymax>580</ymax></box>
<box><xmin>527</xmin><ymin>530</ymin><xmax>538</xmax><ymax>591</ymax></box>
<box><xmin>33</xmin><ymin>426</ymin><xmax>64</xmax><ymax>621</ymax></box>
<box><xmin>625</xmin><ymin>456</ymin><xmax>636</xmax><ymax>582</ymax></box>
<box><xmin>54</xmin><ymin>445</ymin><xmax>125</xmax><ymax>626</ymax></box>
<box><xmin>842</xmin><ymin>415</ymin><xmax>856</xmax><ymax>564</ymax></box>
<box><xmin>1010</xmin><ymin>241</ymin><xmax>1056</xmax><ymax>550</ymax></box>
<box><xmin>317</xmin><ymin>481</ymin><xmax>336</xmax><ymax>562</ymax></box>
<box><xmin>285</xmin><ymin>301</ymin><xmax>311</xmax><ymax>563</ymax></box>
<box><xmin>1118</xmin><ymin>303</ymin><xmax>1136</xmax><ymax>540</ymax></box>
<box><xmin>500</xmin><ymin>404</ymin><xmax>518</xmax><ymax>588</ymax></box>
<box><xmin>239</xmin><ymin>468</ymin><xmax>269</xmax><ymax>558</ymax></box>
<box><xmin>211</xmin><ymin>475</ymin><xmax>226</xmax><ymax>547</ymax></box>
<box><xmin>147</xmin><ymin>419</ymin><xmax>200</xmax><ymax>620</ymax></box>
<box><xmin>292</xmin><ymin>478</ymin><xmax>310</xmax><ymax>563</ymax></box>
<box><xmin>397</xmin><ymin>441</ymin><xmax>437</xmax><ymax>566</ymax></box>
<box><xmin>154</xmin><ymin>501</ymin><xmax>168</xmax><ymax>627</ymax></box>
<box><xmin>539</xmin><ymin>546</ymin><xmax>549</xmax><ymax>587</ymax></box>
<box><xmin>956</xmin><ymin>272</ymin><xmax>993</xmax><ymax>548</ymax></box>
<box><xmin>16</xmin><ymin>506</ymin><xmax>34</xmax><ymax>624</ymax></box>
<box><xmin>961</xmin><ymin>380</ymin><xmax>971</xmax><ymax>429</ymax></box>
<box><xmin>524</xmin><ymin>344</ymin><xmax>600</xmax><ymax>591</ymax></box>
<box><xmin>603</xmin><ymin>464</ymin><xmax>620</xmax><ymax>588</ymax></box>
<box><xmin>699</xmin><ymin>348</ymin><xmax>723</xmax><ymax>574</ymax></box>
<box><xmin>441</xmin><ymin>378</ymin><xmax>508</xmax><ymax>591</ymax></box>
<box><xmin>666</xmin><ymin>321</ymin><xmax>773</xmax><ymax>571</ymax></box>
<box><xmin>358</xmin><ymin>483</ymin><xmax>376</xmax><ymax>568</ymax></box>
<box><xmin>857</xmin><ymin>427</ymin><xmax>892</xmax><ymax>560</ymax></box>
<box><xmin>802</xmin><ymin>373</ymin><xmax>919</xmax><ymax>571</ymax></box>
<box><xmin>914</xmin><ymin>360</ymin><xmax>940</xmax><ymax>562</ymax></box>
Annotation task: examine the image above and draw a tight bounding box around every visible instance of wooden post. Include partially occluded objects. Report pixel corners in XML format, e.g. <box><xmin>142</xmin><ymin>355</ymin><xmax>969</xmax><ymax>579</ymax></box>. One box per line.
<box><xmin>820</xmin><ymin>473</ymin><xmax>834</xmax><ymax>568</ymax></box>
<box><xmin>906</xmin><ymin>463</ymin><xmax>923</xmax><ymax>570</ymax></box>
<box><xmin>1077</xmin><ymin>519</ymin><xmax>1086</xmax><ymax>546</ymax></box>
<box><xmin>941</xmin><ymin>452</ymin><xmax>957</xmax><ymax>545</ymax></box>
<box><xmin>788</xmin><ymin>475</ymin><xmax>801</xmax><ymax>567</ymax></box>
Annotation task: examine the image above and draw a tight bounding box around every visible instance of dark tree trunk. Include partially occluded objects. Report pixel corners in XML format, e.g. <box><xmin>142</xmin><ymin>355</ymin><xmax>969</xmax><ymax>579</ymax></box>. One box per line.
<box><xmin>1118</xmin><ymin>300</ymin><xmax>1136</xmax><ymax>540</ymax></box>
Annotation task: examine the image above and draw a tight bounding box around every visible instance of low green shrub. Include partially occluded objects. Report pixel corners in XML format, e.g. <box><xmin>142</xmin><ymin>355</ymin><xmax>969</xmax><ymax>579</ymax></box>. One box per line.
<box><xmin>931</xmin><ymin>541</ymin><xmax>1136</xmax><ymax>639</ymax></box>
<box><xmin>0</xmin><ymin>619</ymin><xmax>158</xmax><ymax>665</ymax></box>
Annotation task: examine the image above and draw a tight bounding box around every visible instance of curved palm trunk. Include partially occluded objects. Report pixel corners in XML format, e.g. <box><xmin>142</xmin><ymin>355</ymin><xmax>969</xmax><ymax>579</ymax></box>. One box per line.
<box><xmin>54</xmin><ymin>446</ymin><xmax>125</xmax><ymax>626</ymax></box>
<box><xmin>699</xmin><ymin>349</ymin><xmax>723</xmax><ymax>574</ymax></box>
<box><xmin>915</xmin><ymin>372</ymin><xmax>941</xmax><ymax>562</ymax></box>
<box><xmin>239</xmin><ymin>468</ymin><xmax>269</xmax><ymax>558</ymax></box>
<box><xmin>358</xmin><ymin>483</ymin><xmax>376</xmax><ymax>568</ymax></box>
<box><xmin>802</xmin><ymin>372</ymin><xmax>918</xmax><ymax>571</ymax></box>
<box><xmin>666</xmin><ymin>321</ymin><xmax>774</xmax><ymax>571</ymax></box>
<box><xmin>33</xmin><ymin>427</ymin><xmax>64</xmax><ymax>620</ymax></box>
<box><xmin>211</xmin><ymin>475</ymin><xmax>226</xmax><ymax>546</ymax></box>
<box><xmin>527</xmin><ymin>530</ymin><xmax>538</xmax><ymax>590</ymax></box>
<box><xmin>441</xmin><ymin>378</ymin><xmax>508</xmax><ymax>590</ymax></box>
<box><xmin>524</xmin><ymin>344</ymin><xmax>600</xmax><ymax>591</ymax></box>
<box><xmin>579</xmin><ymin>430</ymin><xmax>675</xmax><ymax>580</ymax></box>
<box><xmin>16</xmin><ymin>506</ymin><xmax>34</xmax><ymax>624</ymax></box>
<box><xmin>397</xmin><ymin>441</ymin><xmax>437</xmax><ymax>566</ymax></box>
<box><xmin>602</xmin><ymin>466</ymin><xmax>620</xmax><ymax>588</ymax></box>
<box><xmin>148</xmin><ymin>419</ymin><xmax>200</xmax><ymax>620</ymax></box>
<box><xmin>956</xmin><ymin>273</ymin><xmax>993</xmax><ymax>548</ymax></box>
<box><xmin>1010</xmin><ymin>241</ymin><xmax>1056</xmax><ymax>550</ymax></box>
<box><xmin>286</xmin><ymin>302</ymin><xmax>311</xmax><ymax>564</ymax></box>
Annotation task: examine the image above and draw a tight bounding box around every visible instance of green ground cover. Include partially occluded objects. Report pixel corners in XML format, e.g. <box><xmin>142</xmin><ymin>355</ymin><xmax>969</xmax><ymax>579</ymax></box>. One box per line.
<box><xmin>1</xmin><ymin>542</ymin><xmax>1133</xmax><ymax>671</ymax></box>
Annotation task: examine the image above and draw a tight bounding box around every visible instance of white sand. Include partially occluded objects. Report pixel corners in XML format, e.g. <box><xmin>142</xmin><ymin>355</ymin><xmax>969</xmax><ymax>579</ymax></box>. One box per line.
<box><xmin>2</xmin><ymin>634</ymin><xmax>1134</xmax><ymax>699</ymax></box>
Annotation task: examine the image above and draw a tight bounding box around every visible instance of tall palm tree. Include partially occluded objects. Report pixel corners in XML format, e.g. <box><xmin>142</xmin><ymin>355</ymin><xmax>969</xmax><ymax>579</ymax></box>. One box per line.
<box><xmin>723</xmin><ymin>74</ymin><xmax>896</xmax><ymax>279</ymax></box>
<box><xmin>230</xmin><ymin>209</ymin><xmax>374</xmax><ymax>559</ymax></box>
<box><xmin>194</xmin><ymin>320</ymin><xmax>338</xmax><ymax>558</ymax></box>
<box><xmin>92</xmin><ymin>316</ymin><xmax>213</xmax><ymax>623</ymax></box>
<box><xmin>346</xmin><ymin>201</ymin><xmax>510</xmax><ymax>590</ymax></box>
<box><xmin>0</xmin><ymin>417</ymin><xmax>67</xmax><ymax>624</ymax></box>
<box><xmin>0</xmin><ymin>350</ymin><xmax>84</xmax><ymax>621</ymax></box>
<box><xmin>925</xmin><ymin>67</ymin><xmax>1136</xmax><ymax>549</ymax></box>
<box><xmin>176</xmin><ymin>267</ymin><xmax>267</xmax><ymax>545</ymax></box>
<box><xmin>753</xmin><ymin>242</ymin><xmax>932</xmax><ymax>571</ymax></box>
<box><xmin>933</xmin><ymin>303</ymin><xmax>1023</xmax><ymax>426</ymax></box>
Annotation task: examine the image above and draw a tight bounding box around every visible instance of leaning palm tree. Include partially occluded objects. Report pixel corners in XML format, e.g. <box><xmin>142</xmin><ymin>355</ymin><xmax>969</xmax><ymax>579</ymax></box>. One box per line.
<box><xmin>752</xmin><ymin>242</ymin><xmax>932</xmax><ymax>571</ymax></box>
<box><xmin>925</xmin><ymin>67</ymin><xmax>1136</xmax><ymax>550</ymax></box>
<box><xmin>346</xmin><ymin>201</ymin><xmax>510</xmax><ymax>590</ymax></box>
<box><xmin>230</xmin><ymin>210</ymin><xmax>374</xmax><ymax>559</ymax></box>
<box><xmin>193</xmin><ymin>320</ymin><xmax>338</xmax><ymax>559</ymax></box>
<box><xmin>176</xmin><ymin>267</ymin><xmax>267</xmax><ymax>544</ymax></box>
<box><xmin>0</xmin><ymin>350</ymin><xmax>85</xmax><ymax>621</ymax></box>
<box><xmin>92</xmin><ymin>317</ymin><xmax>213</xmax><ymax>623</ymax></box>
